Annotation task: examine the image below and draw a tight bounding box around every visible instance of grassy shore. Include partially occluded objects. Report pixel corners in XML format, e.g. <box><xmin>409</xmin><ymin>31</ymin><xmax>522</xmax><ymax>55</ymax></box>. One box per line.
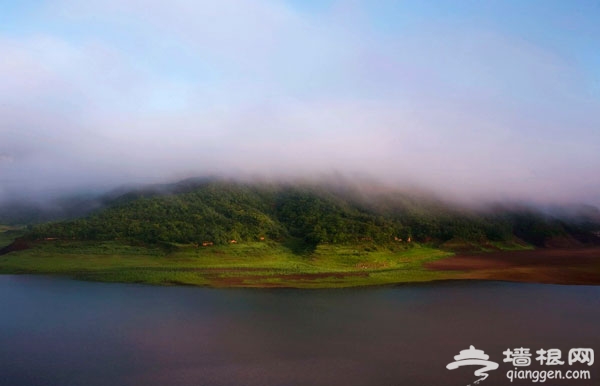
<box><xmin>3</xmin><ymin>229</ymin><xmax>598</xmax><ymax>287</ymax></box>
<box><xmin>0</xmin><ymin>226</ymin><xmax>25</xmax><ymax>249</ymax></box>
<box><xmin>0</xmin><ymin>235</ymin><xmax>461</xmax><ymax>288</ymax></box>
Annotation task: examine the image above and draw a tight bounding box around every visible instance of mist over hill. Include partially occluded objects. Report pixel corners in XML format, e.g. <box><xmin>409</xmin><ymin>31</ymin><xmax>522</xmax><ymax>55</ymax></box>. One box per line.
<box><xmin>15</xmin><ymin>177</ymin><xmax>599</xmax><ymax>249</ymax></box>
<box><xmin>2</xmin><ymin>2</ymin><xmax>600</xmax><ymax>209</ymax></box>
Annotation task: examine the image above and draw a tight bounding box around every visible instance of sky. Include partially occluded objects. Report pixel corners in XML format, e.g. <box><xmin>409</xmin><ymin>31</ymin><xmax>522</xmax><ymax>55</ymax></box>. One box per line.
<box><xmin>1</xmin><ymin>0</ymin><xmax>599</xmax><ymax>205</ymax></box>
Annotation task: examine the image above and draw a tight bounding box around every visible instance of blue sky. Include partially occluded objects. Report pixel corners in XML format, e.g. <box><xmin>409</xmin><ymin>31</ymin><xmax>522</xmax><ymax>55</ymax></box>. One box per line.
<box><xmin>1</xmin><ymin>0</ymin><xmax>599</xmax><ymax>204</ymax></box>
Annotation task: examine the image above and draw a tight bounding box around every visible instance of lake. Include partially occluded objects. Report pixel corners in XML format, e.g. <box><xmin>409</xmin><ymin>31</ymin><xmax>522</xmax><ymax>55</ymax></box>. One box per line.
<box><xmin>0</xmin><ymin>275</ymin><xmax>598</xmax><ymax>386</ymax></box>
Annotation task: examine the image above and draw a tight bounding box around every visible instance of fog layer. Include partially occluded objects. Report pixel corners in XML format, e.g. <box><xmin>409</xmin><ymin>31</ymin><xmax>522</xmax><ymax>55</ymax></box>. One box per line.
<box><xmin>1</xmin><ymin>1</ymin><xmax>599</xmax><ymax>205</ymax></box>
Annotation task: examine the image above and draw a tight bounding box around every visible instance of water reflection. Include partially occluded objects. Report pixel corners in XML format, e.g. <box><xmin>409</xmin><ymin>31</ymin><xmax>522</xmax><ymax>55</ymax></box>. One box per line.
<box><xmin>0</xmin><ymin>276</ymin><xmax>598</xmax><ymax>386</ymax></box>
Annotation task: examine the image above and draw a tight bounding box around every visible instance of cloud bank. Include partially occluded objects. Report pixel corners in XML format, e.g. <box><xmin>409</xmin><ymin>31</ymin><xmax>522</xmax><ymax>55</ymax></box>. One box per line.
<box><xmin>1</xmin><ymin>1</ymin><xmax>599</xmax><ymax>205</ymax></box>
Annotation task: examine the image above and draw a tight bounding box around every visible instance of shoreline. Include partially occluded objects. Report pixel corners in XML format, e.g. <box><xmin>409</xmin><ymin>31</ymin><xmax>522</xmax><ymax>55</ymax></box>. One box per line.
<box><xmin>1</xmin><ymin>237</ymin><xmax>600</xmax><ymax>287</ymax></box>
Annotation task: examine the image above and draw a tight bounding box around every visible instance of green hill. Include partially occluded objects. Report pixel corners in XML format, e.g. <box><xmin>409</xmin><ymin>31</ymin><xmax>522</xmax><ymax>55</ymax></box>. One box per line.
<box><xmin>25</xmin><ymin>179</ymin><xmax>600</xmax><ymax>249</ymax></box>
<box><xmin>2</xmin><ymin>178</ymin><xmax>600</xmax><ymax>288</ymax></box>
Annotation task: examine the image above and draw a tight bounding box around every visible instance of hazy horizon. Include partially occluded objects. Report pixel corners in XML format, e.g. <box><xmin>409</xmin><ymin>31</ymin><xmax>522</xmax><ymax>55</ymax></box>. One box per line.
<box><xmin>1</xmin><ymin>1</ymin><xmax>599</xmax><ymax>206</ymax></box>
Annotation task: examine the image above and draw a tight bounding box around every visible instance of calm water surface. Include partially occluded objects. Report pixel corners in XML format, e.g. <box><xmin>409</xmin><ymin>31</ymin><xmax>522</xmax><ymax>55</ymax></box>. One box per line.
<box><xmin>0</xmin><ymin>275</ymin><xmax>598</xmax><ymax>386</ymax></box>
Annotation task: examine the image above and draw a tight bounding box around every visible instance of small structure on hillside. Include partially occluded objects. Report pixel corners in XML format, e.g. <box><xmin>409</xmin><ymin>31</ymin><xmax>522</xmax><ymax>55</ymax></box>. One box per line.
<box><xmin>202</xmin><ymin>241</ymin><xmax>214</xmax><ymax>247</ymax></box>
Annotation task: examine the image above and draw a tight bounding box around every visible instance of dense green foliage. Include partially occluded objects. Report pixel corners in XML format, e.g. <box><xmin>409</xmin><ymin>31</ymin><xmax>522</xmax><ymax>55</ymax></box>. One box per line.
<box><xmin>26</xmin><ymin>180</ymin><xmax>600</xmax><ymax>247</ymax></box>
<box><xmin>275</xmin><ymin>188</ymin><xmax>402</xmax><ymax>244</ymax></box>
<box><xmin>31</xmin><ymin>183</ymin><xmax>284</xmax><ymax>244</ymax></box>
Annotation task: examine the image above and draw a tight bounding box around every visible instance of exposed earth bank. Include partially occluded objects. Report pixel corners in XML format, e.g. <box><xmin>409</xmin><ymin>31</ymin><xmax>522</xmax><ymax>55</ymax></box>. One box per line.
<box><xmin>426</xmin><ymin>247</ymin><xmax>600</xmax><ymax>285</ymax></box>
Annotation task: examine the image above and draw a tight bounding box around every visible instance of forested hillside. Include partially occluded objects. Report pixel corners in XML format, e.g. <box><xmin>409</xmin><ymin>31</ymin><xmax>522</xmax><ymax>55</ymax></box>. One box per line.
<box><xmin>23</xmin><ymin>179</ymin><xmax>600</xmax><ymax>248</ymax></box>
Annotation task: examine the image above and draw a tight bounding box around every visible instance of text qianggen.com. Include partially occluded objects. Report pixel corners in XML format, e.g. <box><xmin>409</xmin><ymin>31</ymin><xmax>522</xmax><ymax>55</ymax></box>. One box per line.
<box><xmin>507</xmin><ymin>368</ymin><xmax>591</xmax><ymax>383</ymax></box>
